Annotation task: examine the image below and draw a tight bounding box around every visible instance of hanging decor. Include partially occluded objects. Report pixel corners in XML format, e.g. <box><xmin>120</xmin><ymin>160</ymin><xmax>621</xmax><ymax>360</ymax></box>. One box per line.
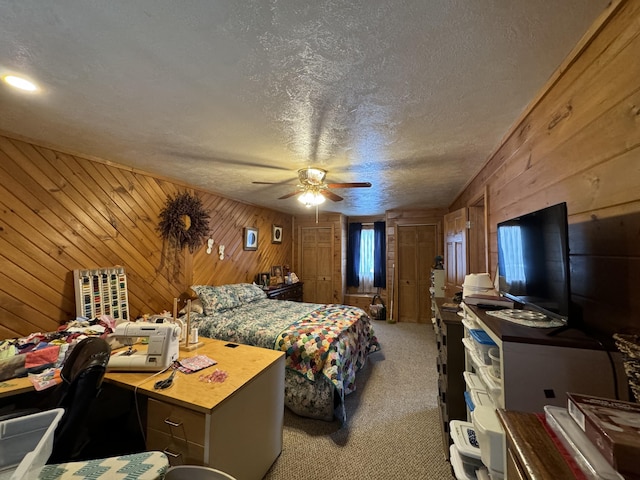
<box><xmin>157</xmin><ymin>191</ymin><xmax>210</xmax><ymax>252</ymax></box>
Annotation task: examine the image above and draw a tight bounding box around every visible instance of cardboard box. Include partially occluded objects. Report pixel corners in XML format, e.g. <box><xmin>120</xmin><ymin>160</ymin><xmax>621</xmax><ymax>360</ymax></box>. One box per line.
<box><xmin>567</xmin><ymin>393</ymin><xmax>640</xmax><ymax>478</ymax></box>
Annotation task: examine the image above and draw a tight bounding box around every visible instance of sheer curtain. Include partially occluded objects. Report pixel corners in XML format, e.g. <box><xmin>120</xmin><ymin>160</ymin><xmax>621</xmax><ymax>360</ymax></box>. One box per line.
<box><xmin>358</xmin><ymin>227</ymin><xmax>374</xmax><ymax>293</ymax></box>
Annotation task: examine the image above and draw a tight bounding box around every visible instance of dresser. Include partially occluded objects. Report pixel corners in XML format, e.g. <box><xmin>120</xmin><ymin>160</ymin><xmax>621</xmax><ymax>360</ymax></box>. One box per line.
<box><xmin>265</xmin><ymin>282</ymin><xmax>303</xmax><ymax>301</ymax></box>
<box><xmin>434</xmin><ymin>298</ymin><xmax>466</xmax><ymax>459</ymax></box>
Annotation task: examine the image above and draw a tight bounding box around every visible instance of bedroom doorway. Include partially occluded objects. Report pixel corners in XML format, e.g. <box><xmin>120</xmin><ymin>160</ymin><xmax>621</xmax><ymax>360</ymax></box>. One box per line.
<box><xmin>397</xmin><ymin>224</ymin><xmax>437</xmax><ymax>323</ymax></box>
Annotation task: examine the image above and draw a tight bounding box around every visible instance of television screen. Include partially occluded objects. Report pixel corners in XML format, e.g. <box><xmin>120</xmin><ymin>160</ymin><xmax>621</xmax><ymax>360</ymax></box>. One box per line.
<box><xmin>497</xmin><ymin>202</ymin><xmax>571</xmax><ymax>324</ymax></box>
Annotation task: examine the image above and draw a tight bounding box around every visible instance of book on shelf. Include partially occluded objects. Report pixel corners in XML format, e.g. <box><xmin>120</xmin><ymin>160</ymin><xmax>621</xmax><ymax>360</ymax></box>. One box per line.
<box><xmin>567</xmin><ymin>393</ymin><xmax>640</xmax><ymax>478</ymax></box>
<box><xmin>462</xmin><ymin>294</ymin><xmax>514</xmax><ymax>308</ymax></box>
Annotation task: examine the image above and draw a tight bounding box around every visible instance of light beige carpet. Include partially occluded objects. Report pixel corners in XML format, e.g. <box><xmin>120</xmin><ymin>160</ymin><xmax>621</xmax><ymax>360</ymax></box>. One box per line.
<box><xmin>263</xmin><ymin>320</ymin><xmax>456</xmax><ymax>480</ymax></box>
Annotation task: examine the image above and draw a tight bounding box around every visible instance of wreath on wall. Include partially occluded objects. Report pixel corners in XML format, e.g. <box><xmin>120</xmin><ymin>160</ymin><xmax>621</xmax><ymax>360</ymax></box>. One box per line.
<box><xmin>157</xmin><ymin>191</ymin><xmax>210</xmax><ymax>252</ymax></box>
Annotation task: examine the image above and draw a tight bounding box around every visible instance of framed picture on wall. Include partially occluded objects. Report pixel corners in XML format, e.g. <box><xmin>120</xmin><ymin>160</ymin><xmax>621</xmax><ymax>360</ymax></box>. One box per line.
<box><xmin>272</xmin><ymin>224</ymin><xmax>283</xmax><ymax>244</ymax></box>
<box><xmin>243</xmin><ymin>227</ymin><xmax>258</xmax><ymax>251</ymax></box>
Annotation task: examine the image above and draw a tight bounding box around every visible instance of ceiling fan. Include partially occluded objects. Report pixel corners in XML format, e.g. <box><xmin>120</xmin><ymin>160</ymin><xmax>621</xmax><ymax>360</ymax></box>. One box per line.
<box><xmin>253</xmin><ymin>167</ymin><xmax>371</xmax><ymax>206</ymax></box>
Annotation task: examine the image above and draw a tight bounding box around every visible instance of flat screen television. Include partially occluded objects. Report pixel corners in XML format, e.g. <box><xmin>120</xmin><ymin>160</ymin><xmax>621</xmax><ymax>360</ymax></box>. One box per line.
<box><xmin>497</xmin><ymin>202</ymin><xmax>571</xmax><ymax>325</ymax></box>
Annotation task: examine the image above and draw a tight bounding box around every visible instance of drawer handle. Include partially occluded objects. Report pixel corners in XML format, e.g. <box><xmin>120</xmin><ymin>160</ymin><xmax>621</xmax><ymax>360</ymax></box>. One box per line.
<box><xmin>164</xmin><ymin>418</ymin><xmax>183</xmax><ymax>428</ymax></box>
<box><xmin>162</xmin><ymin>448</ymin><xmax>183</xmax><ymax>459</ymax></box>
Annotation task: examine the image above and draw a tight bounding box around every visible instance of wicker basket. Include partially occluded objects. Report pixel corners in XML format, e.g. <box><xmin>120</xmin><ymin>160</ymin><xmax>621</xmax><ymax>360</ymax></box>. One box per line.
<box><xmin>613</xmin><ymin>333</ymin><xmax>640</xmax><ymax>403</ymax></box>
<box><xmin>369</xmin><ymin>295</ymin><xmax>386</xmax><ymax>321</ymax></box>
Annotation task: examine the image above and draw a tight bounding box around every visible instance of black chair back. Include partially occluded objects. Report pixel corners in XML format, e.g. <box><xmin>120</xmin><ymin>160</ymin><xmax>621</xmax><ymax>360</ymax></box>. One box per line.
<box><xmin>48</xmin><ymin>337</ymin><xmax>111</xmax><ymax>464</ymax></box>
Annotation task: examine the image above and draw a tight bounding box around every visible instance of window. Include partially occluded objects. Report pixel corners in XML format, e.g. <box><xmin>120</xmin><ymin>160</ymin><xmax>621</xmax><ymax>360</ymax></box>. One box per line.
<box><xmin>347</xmin><ymin>221</ymin><xmax>386</xmax><ymax>290</ymax></box>
<box><xmin>358</xmin><ymin>227</ymin><xmax>374</xmax><ymax>293</ymax></box>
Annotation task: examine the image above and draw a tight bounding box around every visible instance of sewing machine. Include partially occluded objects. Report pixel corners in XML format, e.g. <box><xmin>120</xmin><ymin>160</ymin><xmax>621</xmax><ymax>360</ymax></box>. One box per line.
<box><xmin>107</xmin><ymin>321</ymin><xmax>181</xmax><ymax>372</ymax></box>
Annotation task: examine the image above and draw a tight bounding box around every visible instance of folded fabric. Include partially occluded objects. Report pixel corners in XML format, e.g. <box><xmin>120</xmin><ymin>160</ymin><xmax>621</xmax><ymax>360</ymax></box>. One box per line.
<box><xmin>25</xmin><ymin>345</ymin><xmax>60</xmax><ymax>369</ymax></box>
<box><xmin>0</xmin><ymin>354</ymin><xmax>26</xmax><ymax>381</ymax></box>
<box><xmin>176</xmin><ymin>355</ymin><xmax>217</xmax><ymax>374</ymax></box>
<box><xmin>28</xmin><ymin>367</ymin><xmax>62</xmax><ymax>391</ymax></box>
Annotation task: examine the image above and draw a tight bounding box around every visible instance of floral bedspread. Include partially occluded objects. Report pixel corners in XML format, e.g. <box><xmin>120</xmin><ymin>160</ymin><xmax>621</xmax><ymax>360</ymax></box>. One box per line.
<box><xmin>189</xmin><ymin>298</ymin><xmax>379</xmax><ymax>419</ymax></box>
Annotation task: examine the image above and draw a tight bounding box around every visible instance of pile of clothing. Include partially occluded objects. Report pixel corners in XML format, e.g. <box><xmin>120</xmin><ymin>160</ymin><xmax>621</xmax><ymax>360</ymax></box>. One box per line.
<box><xmin>0</xmin><ymin>316</ymin><xmax>115</xmax><ymax>388</ymax></box>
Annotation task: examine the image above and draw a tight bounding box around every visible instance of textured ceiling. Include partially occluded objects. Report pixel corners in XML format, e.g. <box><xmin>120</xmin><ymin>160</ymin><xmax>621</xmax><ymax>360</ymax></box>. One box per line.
<box><xmin>0</xmin><ymin>1</ymin><xmax>608</xmax><ymax>216</ymax></box>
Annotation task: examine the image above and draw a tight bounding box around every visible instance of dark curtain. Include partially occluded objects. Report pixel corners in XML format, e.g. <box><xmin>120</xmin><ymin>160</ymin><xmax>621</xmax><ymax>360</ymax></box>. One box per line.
<box><xmin>346</xmin><ymin>223</ymin><xmax>362</xmax><ymax>287</ymax></box>
<box><xmin>373</xmin><ymin>221</ymin><xmax>386</xmax><ymax>288</ymax></box>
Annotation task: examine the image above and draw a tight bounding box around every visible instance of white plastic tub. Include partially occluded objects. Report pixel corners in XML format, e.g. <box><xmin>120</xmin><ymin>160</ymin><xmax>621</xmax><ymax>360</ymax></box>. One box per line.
<box><xmin>0</xmin><ymin>408</ymin><xmax>64</xmax><ymax>480</ymax></box>
<box><xmin>468</xmin><ymin>329</ymin><xmax>497</xmax><ymax>365</ymax></box>
<box><xmin>488</xmin><ymin>347</ymin><xmax>501</xmax><ymax>379</ymax></box>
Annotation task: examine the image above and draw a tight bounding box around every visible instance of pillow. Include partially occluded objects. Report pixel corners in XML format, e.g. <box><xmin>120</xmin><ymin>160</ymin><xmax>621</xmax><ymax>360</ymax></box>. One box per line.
<box><xmin>178</xmin><ymin>298</ymin><xmax>204</xmax><ymax>315</ymax></box>
<box><xmin>191</xmin><ymin>285</ymin><xmax>242</xmax><ymax>315</ymax></box>
<box><xmin>230</xmin><ymin>283</ymin><xmax>267</xmax><ymax>304</ymax></box>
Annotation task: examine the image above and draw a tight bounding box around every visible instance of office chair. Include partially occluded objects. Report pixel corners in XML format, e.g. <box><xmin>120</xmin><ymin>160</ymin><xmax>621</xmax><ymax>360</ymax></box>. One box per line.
<box><xmin>46</xmin><ymin>336</ymin><xmax>111</xmax><ymax>464</ymax></box>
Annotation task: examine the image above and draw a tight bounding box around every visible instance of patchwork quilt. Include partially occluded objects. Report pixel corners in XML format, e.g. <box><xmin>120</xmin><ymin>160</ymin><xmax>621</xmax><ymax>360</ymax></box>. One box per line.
<box><xmin>188</xmin><ymin>283</ymin><xmax>380</xmax><ymax>421</ymax></box>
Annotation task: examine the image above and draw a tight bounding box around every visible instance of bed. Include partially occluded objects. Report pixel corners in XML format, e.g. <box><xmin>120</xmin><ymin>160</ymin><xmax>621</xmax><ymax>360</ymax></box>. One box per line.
<box><xmin>182</xmin><ymin>283</ymin><xmax>380</xmax><ymax>421</ymax></box>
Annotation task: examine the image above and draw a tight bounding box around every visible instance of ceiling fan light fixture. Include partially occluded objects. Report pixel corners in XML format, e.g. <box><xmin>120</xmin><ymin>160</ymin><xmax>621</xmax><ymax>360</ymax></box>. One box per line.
<box><xmin>298</xmin><ymin>189</ymin><xmax>326</xmax><ymax>207</ymax></box>
<box><xmin>298</xmin><ymin>167</ymin><xmax>326</xmax><ymax>186</ymax></box>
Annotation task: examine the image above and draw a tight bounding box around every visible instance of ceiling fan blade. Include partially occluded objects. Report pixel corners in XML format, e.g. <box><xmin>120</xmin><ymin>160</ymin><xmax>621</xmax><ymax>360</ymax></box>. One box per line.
<box><xmin>325</xmin><ymin>182</ymin><xmax>372</xmax><ymax>189</ymax></box>
<box><xmin>321</xmin><ymin>190</ymin><xmax>344</xmax><ymax>202</ymax></box>
<box><xmin>278</xmin><ymin>191</ymin><xmax>301</xmax><ymax>200</ymax></box>
<box><xmin>252</xmin><ymin>181</ymin><xmax>297</xmax><ymax>185</ymax></box>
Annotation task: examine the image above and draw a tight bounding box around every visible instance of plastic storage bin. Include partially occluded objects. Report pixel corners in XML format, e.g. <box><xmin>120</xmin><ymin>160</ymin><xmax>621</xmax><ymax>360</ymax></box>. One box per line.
<box><xmin>468</xmin><ymin>329</ymin><xmax>497</xmax><ymax>364</ymax></box>
<box><xmin>449</xmin><ymin>420</ymin><xmax>484</xmax><ymax>480</ymax></box>
<box><xmin>0</xmin><ymin>408</ymin><xmax>64</xmax><ymax>480</ymax></box>
<box><xmin>488</xmin><ymin>347</ymin><xmax>501</xmax><ymax>379</ymax></box>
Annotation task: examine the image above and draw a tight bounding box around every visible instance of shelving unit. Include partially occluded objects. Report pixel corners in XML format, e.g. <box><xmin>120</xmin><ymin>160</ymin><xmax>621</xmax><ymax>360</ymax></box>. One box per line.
<box><xmin>434</xmin><ymin>298</ymin><xmax>466</xmax><ymax>460</ymax></box>
<box><xmin>73</xmin><ymin>266</ymin><xmax>129</xmax><ymax>321</ymax></box>
<box><xmin>457</xmin><ymin>302</ymin><xmax>629</xmax><ymax>478</ymax></box>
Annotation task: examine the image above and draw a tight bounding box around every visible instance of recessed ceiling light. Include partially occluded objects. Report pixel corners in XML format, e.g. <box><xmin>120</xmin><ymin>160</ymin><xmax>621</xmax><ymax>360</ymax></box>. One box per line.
<box><xmin>3</xmin><ymin>75</ymin><xmax>38</xmax><ymax>91</ymax></box>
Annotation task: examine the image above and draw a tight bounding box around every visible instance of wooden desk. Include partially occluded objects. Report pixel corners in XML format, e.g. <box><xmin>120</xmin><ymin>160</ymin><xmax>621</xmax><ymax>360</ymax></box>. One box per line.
<box><xmin>0</xmin><ymin>376</ymin><xmax>33</xmax><ymax>399</ymax></box>
<box><xmin>1</xmin><ymin>338</ymin><xmax>285</xmax><ymax>480</ymax></box>
<box><xmin>497</xmin><ymin>409</ymin><xmax>577</xmax><ymax>480</ymax></box>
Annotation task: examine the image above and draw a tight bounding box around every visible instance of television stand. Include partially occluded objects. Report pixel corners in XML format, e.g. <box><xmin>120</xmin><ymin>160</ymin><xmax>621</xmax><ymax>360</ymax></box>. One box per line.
<box><xmin>486</xmin><ymin>309</ymin><xmax>565</xmax><ymax>328</ymax></box>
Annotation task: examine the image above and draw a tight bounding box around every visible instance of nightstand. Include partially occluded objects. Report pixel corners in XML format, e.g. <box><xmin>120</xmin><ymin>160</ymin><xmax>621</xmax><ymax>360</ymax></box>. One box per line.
<box><xmin>265</xmin><ymin>282</ymin><xmax>303</xmax><ymax>302</ymax></box>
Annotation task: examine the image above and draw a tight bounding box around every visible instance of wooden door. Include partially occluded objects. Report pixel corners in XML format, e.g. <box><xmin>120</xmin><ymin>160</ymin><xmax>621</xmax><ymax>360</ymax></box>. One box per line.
<box><xmin>299</xmin><ymin>226</ymin><xmax>334</xmax><ymax>304</ymax></box>
<box><xmin>397</xmin><ymin>224</ymin><xmax>437</xmax><ymax>323</ymax></box>
<box><xmin>444</xmin><ymin>208</ymin><xmax>468</xmax><ymax>298</ymax></box>
<box><xmin>468</xmin><ymin>193</ymin><xmax>487</xmax><ymax>275</ymax></box>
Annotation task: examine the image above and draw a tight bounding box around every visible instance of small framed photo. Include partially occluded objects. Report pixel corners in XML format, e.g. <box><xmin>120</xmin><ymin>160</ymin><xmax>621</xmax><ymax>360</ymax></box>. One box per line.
<box><xmin>272</xmin><ymin>224</ymin><xmax>283</xmax><ymax>244</ymax></box>
<box><xmin>243</xmin><ymin>227</ymin><xmax>258</xmax><ymax>251</ymax></box>
<box><xmin>271</xmin><ymin>265</ymin><xmax>284</xmax><ymax>285</ymax></box>
<box><xmin>257</xmin><ymin>272</ymin><xmax>270</xmax><ymax>289</ymax></box>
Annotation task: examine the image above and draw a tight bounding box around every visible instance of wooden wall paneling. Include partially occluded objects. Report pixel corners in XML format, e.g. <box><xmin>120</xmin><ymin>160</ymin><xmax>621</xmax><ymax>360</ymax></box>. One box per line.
<box><xmin>191</xmin><ymin>192</ymin><xmax>293</xmax><ymax>289</ymax></box>
<box><xmin>0</xmin><ymin>139</ymin><xmax>125</xmax><ymax>327</ymax></box>
<box><xmin>451</xmin><ymin>1</ymin><xmax>636</xmax><ymax>212</ymax></box>
<box><xmin>24</xmin><ymin>143</ymin><xmax>181</xmax><ymax>316</ymax></box>
<box><xmin>78</xmin><ymin>159</ymin><xmax>187</xmax><ymax>301</ymax></box>
<box><xmin>0</xmin><ymin>132</ymin><xmax>294</xmax><ymax>338</ymax></box>
<box><xmin>451</xmin><ymin>1</ymin><xmax>640</xmax><ymax>335</ymax></box>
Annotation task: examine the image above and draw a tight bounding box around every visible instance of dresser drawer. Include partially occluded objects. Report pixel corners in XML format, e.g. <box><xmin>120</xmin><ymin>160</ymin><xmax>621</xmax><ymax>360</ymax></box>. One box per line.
<box><xmin>147</xmin><ymin>398</ymin><xmax>206</xmax><ymax>443</ymax></box>
<box><xmin>147</xmin><ymin>428</ymin><xmax>205</xmax><ymax>466</ymax></box>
